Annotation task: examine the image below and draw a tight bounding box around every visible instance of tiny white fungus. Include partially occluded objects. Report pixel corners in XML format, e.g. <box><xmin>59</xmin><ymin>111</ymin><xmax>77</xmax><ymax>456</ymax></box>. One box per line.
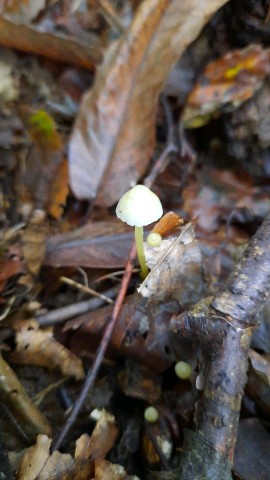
<box><xmin>116</xmin><ymin>184</ymin><xmax>163</xmax><ymax>227</ymax></box>
<box><xmin>116</xmin><ymin>185</ymin><xmax>163</xmax><ymax>278</ymax></box>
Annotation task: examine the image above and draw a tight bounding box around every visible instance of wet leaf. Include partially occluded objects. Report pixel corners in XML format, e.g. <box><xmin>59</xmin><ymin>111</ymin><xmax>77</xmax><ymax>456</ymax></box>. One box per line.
<box><xmin>182</xmin><ymin>45</ymin><xmax>270</xmax><ymax>128</ymax></box>
<box><xmin>69</xmin><ymin>0</ymin><xmax>229</xmax><ymax>206</ymax></box>
<box><xmin>10</xmin><ymin>321</ymin><xmax>85</xmax><ymax>381</ymax></box>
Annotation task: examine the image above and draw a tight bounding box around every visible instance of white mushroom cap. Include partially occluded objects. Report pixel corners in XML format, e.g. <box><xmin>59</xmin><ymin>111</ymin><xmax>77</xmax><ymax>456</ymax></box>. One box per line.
<box><xmin>116</xmin><ymin>185</ymin><xmax>163</xmax><ymax>227</ymax></box>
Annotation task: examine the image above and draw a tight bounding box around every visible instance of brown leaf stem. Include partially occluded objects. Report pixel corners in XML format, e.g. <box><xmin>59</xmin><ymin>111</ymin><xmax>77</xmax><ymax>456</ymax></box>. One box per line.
<box><xmin>0</xmin><ymin>17</ymin><xmax>102</xmax><ymax>70</ymax></box>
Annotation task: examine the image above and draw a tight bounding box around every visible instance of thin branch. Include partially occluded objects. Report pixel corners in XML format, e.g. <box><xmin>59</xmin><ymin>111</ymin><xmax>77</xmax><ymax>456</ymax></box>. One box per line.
<box><xmin>37</xmin><ymin>287</ymin><xmax>117</xmax><ymax>327</ymax></box>
<box><xmin>97</xmin><ymin>0</ymin><xmax>125</xmax><ymax>34</ymax></box>
<box><xmin>0</xmin><ymin>17</ymin><xmax>102</xmax><ymax>70</ymax></box>
<box><xmin>60</xmin><ymin>276</ymin><xmax>114</xmax><ymax>304</ymax></box>
<box><xmin>52</xmin><ymin>244</ymin><xmax>137</xmax><ymax>451</ymax></box>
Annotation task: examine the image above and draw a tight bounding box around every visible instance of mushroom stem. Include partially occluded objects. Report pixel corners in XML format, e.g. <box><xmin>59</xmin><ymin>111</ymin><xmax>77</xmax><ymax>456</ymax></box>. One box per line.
<box><xmin>134</xmin><ymin>226</ymin><xmax>148</xmax><ymax>279</ymax></box>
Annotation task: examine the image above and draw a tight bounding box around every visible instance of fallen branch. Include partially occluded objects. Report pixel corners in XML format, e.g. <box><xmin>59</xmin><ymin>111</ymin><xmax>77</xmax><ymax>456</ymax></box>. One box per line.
<box><xmin>171</xmin><ymin>213</ymin><xmax>270</xmax><ymax>479</ymax></box>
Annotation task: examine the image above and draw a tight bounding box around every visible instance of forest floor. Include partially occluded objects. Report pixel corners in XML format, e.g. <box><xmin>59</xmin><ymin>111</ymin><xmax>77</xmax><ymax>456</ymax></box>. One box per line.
<box><xmin>0</xmin><ymin>1</ymin><xmax>270</xmax><ymax>479</ymax></box>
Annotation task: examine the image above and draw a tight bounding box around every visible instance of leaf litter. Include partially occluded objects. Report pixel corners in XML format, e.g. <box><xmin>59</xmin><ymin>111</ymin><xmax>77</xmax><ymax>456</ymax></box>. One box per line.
<box><xmin>0</xmin><ymin>0</ymin><xmax>270</xmax><ymax>479</ymax></box>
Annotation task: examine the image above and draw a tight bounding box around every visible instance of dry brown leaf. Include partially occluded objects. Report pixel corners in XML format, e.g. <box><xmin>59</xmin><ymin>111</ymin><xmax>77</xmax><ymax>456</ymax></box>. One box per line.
<box><xmin>94</xmin><ymin>459</ymin><xmax>126</xmax><ymax>480</ymax></box>
<box><xmin>69</xmin><ymin>0</ymin><xmax>229</xmax><ymax>206</ymax></box>
<box><xmin>10</xmin><ymin>325</ymin><xmax>85</xmax><ymax>381</ymax></box>
<box><xmin>139</xmin><ymin>224</ymin><xmax>205</xmax><ymax>303</ymax></box>
<box><xmin>16</xmin><ymin>413</ymin><xmax>119</xmax><ymax>480</ymax></box>
<box><xmin>75</xmin><ymin>410</ymin><xmax>118</xmax><ymax>461</ymax></box>
<box><xmin>182</xmin><ymin>45</ymin><xmax>270</xmax><ymax>128</ymax></box>
<box><xmin>48</xmin><ymin>158</ymin><xmax>69</xmax><ymax>219</ymax></box>
<box><xmin>17</xmin><ymin>434</ymin><xmax>74</xmax><ymax>480</ymax></box>
<box><xmin>17</xmin><ymin>434</ymin><xmax>51</xmax><ymax>480</ymax></box>
<box><xmin>38</xmin><ymin>451</ymin><xmax>75</xmax><ymax>480</ymax></box>
<box><xmin>22</xmin><ymin>210</ymin><xmax>48</xmax><ymax>276</ymax></box>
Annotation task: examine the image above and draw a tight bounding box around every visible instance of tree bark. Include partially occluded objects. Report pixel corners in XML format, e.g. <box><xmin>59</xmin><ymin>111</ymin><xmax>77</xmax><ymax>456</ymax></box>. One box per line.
<box><xmin>171</xmin><ymin>213</ymin><xmax>270</xmax><ymax>479</ymax></box>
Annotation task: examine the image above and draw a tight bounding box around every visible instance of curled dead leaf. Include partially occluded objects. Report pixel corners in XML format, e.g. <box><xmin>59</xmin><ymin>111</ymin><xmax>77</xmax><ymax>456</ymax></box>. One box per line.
<box><xmin>75</xmin><ymin>410</ymin><xmax>118</xmax><ymax>461</ymax></box>
<box><xmin>17</xmin><ymin>434</ymin><xmax>74</xmax><ymax>480</ymax></box>
<box><xmin>10</xmin><ymin>326</ymin><xmax>85</xmax><ymax>381</ymax></box>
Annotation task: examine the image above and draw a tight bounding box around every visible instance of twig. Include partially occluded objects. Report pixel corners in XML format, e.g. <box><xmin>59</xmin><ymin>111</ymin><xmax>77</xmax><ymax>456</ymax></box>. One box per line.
<box><xmin>0</xmin><ymin>17</ymin><xmax>102</xmax><ymax>70</ymax></box>
<box><xmin>37</xmin><ymin>287</ymin><xmax>117</xmax><ymax>328</ymax></box>
<box><xmin>60</xmin><ymin>276</ymin><xmax>114</xmax><ymax>304</ymax></box>
<box><xmin>52</xmin><ymin>244</ymin><xmax>137</xmax><ymax>451</ymax></box>
<box><xmin>97</xmin><ymin>0</ymin><xmax>125</xmax><ymax>34</ymax></box>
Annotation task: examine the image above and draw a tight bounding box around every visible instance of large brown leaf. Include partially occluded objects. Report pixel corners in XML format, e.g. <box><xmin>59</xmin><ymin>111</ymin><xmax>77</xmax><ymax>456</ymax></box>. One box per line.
<box><xmin>45</xmin><ymin>221</ymin><xmax>132</xmax><ymax>269</ymax></box>
<box><xmin>69</xmin><ymin>0</ymin><xmax>229</xmax><ymax>206</ymax></box>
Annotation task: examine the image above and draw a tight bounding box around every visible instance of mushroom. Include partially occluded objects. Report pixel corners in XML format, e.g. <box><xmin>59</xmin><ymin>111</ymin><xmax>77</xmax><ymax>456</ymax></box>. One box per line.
<box><xmin>147</xmin><ymin>232</ymin><xmax>162</xmax><ymax>247</ymax></box>
<box><xmin>116</xmin><ymin>185</ymin><xmax>163</xmax><ymax>278</ymax></box>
